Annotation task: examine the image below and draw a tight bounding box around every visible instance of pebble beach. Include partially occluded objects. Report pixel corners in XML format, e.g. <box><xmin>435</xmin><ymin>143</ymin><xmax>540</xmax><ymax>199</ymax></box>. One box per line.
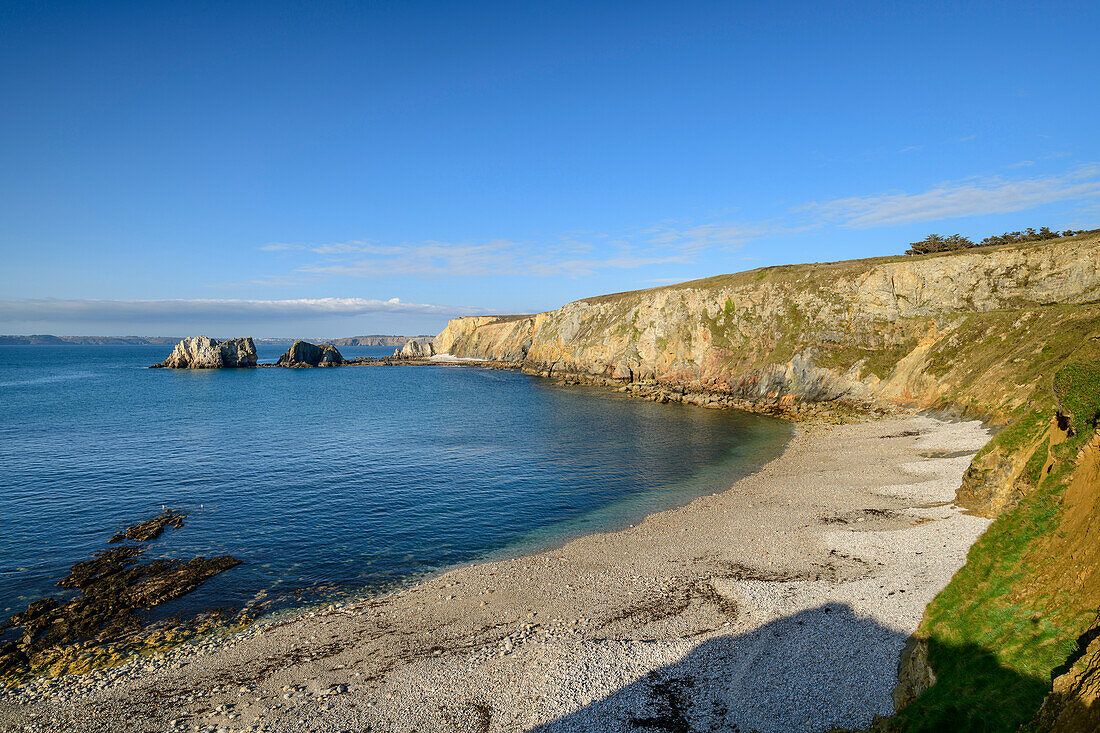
<box><xmin>0</xmin><ymin>414</ymin><xmax>990</xmax><ymax>733</ymax></box>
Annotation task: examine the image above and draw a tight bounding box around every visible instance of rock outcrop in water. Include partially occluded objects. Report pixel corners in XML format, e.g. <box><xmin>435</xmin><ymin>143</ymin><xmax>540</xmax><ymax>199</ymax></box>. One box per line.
<box><xmin>152</xmin><ymin>336</ymin><xmax>257</xmax><ymax>369</ymax></box>
<box><xmin>396</xmin><ymin>339</ymin><xmax>434</xmax><ymax>358</ymax></box>
<box><xmin>0</xmin><ymin>509</ymin><xmax>240</xmax><ymax>679</ymax></box>
<box><xmin>275</xmin><ymin>340</ymin><xmax>344</xmax><ymax>367</ymax></box>
<box><xmin>108</xmin><ymin>509</ymin><xmax>188</xmax><ymax>543</ymax></box>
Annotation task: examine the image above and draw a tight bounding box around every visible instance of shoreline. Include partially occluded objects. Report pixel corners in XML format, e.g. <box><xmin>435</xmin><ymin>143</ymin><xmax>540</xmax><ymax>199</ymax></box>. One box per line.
<box><xmin>0</xmin><ymin>412</ymin><xmax>990</xmax><ymax>732</ymax></box>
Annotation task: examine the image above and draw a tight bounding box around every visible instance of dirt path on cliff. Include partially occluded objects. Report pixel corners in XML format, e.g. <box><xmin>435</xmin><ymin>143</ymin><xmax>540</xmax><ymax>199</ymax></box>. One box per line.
<box><xmin>0</xmin><ymin>415</ymin><xmax>990</xmax><ymax>733</ymax></box>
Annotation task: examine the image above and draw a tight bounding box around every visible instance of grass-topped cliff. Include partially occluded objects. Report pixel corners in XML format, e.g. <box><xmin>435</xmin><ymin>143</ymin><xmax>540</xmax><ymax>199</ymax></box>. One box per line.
<box><xmin>432</xmin><ymin>232</ymin><xmax>1100</xmax><ymax>730</ymax></box>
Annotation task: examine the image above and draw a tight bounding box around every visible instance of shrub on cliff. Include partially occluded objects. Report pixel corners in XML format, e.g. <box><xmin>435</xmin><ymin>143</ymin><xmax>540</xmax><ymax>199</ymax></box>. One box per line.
<box><xmin>980</xmin><ymin>226</ymin><xmax>1094</xmax><ymax>247</ymax></box>
<box><xmin>905</xmin><ymin>233</ymin><xmax>975</xmax><ymax>255</ymax></box>
<box><xmin>904</xmin><ymin>227</ymin><xmax>1098</xmax><ymax>255</ymax></box>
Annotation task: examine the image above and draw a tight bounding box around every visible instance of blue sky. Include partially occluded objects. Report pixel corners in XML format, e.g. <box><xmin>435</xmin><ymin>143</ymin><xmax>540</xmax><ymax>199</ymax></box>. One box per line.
<box><xmin>2</xmin><ymin>0</ymin><xmax>1098</xmax><ymax>337</ymax></box>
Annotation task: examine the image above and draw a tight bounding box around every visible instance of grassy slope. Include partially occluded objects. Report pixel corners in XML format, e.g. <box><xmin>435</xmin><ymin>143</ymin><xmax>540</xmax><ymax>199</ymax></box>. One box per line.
<box><xmin>888</xmin><ymin>361</ymin><xmax>1100</xmax><ymax>731</ymax></box>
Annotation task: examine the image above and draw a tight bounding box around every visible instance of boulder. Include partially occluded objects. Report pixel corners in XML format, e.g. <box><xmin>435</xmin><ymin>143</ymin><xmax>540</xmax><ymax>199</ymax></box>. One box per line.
<box><xmin>399</xmin><ymin>339</ymin><xmax>435</xmax><ymax>358</ymax></box>
<box><xmin>276</xmin><ymin>340</ymin><xmax>344</xmax><ymax>367</ymax></box>
<box><xmin>152</xmin><ymin>337</ymin><xmax>257</xmax><ymax>369</ymax></box>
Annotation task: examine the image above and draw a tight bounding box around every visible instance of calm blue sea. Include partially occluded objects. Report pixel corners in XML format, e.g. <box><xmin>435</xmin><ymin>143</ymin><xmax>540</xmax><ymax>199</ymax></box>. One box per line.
<box><xmin>0</xmin><ymin>344</ymin><xmax>790</xmax><ymax>622</ymax></box>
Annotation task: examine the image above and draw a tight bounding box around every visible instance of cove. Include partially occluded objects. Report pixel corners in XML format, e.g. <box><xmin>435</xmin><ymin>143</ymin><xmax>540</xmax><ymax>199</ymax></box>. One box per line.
<box><xmin>0</xmin><ymin>344</ymin><xmax>791</xmax><ymax>621</ymax></box>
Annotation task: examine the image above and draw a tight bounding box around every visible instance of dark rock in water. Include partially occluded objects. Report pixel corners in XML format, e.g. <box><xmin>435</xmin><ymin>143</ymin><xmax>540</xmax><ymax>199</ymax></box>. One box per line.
<box><xmin>0</xmin><ymin>515</ymin><xmax>241</xmax><ymax>680</ymax></box>
<box><xmin>58</xmin><ymin>546</ymin><xmax>143</xmax><ymax>588</ymax></box>
<box><xmin>151</xmin><ymin>336</ymin><xmax>257</xmax><ymax>369</ymax></box>
<box><xmin>123</xmin><ymin>556</ymin><xmax>241</xmax><ymax>607</ymax></box>
<box><xmin>109</xmin><ymin>508</ymin><xmax>187</xmax><ymax>543</ymax></box>
<box><xmin>276</xmin><ymin>340</ymin><xmax>344</xmax><ymax>367</ymax></box>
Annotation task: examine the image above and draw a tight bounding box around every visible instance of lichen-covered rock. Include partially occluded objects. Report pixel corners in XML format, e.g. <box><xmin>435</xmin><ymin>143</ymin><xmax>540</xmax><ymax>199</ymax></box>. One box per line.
<box><xmin>276</xmin><ymin>340</ymin><xmax>344</xmax><ymax>367</ymax></box>
<box><xmin>152</xmin><ymin>336</ymin><xmax>257</xmax><ymax>369</ymax></box>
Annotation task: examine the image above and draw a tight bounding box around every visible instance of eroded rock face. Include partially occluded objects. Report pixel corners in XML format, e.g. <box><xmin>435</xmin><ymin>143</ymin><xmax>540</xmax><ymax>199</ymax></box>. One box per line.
<box><xmin>276</xmin><ymin>340</ymin><xmax>344</xmax><ymax>367</ymax></box>
<box><xmin>399</xmin><ymin>339</ymin><xmax>434</xmax><ymax>358</ymax></box>
<box><xmin>430</xmin><ymin>236</ymin><xmax>1100</xmax><ymax>412</ymax></box>
<box><xmin>153</xmin><ymin>337</ymin><xmax>257</xmax><ymax>369</ymax></box>
<box><xmin>1031</xmin><ymin>618</ymin><xmax>1100</xmax><ymax>731</ymax></box>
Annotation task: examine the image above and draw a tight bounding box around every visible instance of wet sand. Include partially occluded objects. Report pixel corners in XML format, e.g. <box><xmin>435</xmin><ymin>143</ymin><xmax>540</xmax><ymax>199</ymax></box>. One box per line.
<box><xmin>0</xmin><ymin>415</ymin><xmax>990</xmax><ymax>733</ymax></box>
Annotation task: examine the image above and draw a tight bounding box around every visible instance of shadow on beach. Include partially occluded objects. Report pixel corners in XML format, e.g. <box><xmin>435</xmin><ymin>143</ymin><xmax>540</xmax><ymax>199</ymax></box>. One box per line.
<box><xmin>529</xmin><ymin>602</ymin><xmax>1043</xmax><ymax>733</ymax></box>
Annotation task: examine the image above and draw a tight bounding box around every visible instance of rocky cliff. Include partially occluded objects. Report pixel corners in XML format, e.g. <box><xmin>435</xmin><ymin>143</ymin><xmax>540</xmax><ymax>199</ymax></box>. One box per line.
<box><xmin>275</xmin><ymin>340</ymin><xmax>344</xmax><ymax>367</ymax></box>
<box><xmin>152</xmin><ymin>337</ymin><xmax>257</xmax><ymax>369</ymax></box>
<box><xmin>431</xmin><ymin>233</ymin><xmax>1100</xmax><ymax>731</ymax></box>
<box><xmin>329</xmin><ymin>335</ymin><xmax>430</xmax><ymax>347</ymax></box>
<box><xmin>434</xmin><ymin>234</ymin><xmax>1100</xmax><ymax>416</ymax></box>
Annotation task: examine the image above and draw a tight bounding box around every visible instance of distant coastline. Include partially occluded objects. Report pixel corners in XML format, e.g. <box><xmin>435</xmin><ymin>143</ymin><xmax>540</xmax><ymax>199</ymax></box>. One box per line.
<box><xmin>0</xmin><ymin>334</ymin><xmax>430</xmax><ymax>346</ymax></box>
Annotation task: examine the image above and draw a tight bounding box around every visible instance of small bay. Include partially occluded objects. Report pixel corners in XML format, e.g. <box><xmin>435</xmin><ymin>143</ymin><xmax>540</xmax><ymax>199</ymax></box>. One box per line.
<box><xmin>0</xmin><ymin>344</ymin><xmax>790</xmax><ymax>621</ymax></box>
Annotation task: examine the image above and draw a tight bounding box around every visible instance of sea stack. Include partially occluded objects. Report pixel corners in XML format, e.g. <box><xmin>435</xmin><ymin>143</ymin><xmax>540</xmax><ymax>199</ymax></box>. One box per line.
<box><xmin>396</xmin><ymin>339</ymin><xmax>434</xmax><ymax>358</ymax></box>
<box><xmin>152</xmin><ymin>336</ymin><xmax>258</xmax><ymax>369</ymax></box>
<box><xmin>276</xmin><ymin>340</ymin><xmax>344</xmax><ymax>367</ymax></box>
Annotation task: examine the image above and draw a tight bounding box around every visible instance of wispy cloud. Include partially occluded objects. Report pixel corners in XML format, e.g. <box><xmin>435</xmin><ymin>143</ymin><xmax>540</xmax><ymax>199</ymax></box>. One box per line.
<box><xmin>798</xmin><ymin>165</ymin><xmax>1100</xmax><ymax>229</ymax></box>
<box><xmin>254</xmin><ymin>162</ymin><xmax>1100</xmax><ymax>282</ymax></box>
<box><xmin>269</xmin><ymin>237</ymin><xmax>694</xmax><ymax>280</ymax></box>
<box><xmin>0</xmin><ymin>298</ymin><xmax>486</xmax><ymax>323</ymax></box>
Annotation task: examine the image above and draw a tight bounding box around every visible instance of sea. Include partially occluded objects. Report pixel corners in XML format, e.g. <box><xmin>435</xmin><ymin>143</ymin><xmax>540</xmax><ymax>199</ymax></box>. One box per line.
<box><xmin>0</xmin><ymin>343</ymin><xmax>791</xmax><ymax>623</ymax></box>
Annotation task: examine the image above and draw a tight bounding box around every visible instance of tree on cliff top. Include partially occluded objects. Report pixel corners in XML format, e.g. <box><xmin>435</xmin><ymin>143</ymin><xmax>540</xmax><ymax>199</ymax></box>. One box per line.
<box><xmin>905</xmin><ymin>233</ymin><xmax>975</xmax><ymax>255</ymax></box>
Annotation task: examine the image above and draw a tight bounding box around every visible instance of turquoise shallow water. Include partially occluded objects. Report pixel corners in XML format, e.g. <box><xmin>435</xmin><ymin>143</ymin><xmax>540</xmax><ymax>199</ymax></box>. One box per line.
<box><xmin>0</xmin><ymin>344</ymin><xmax>790</xmax><ymax>622</ymax></box>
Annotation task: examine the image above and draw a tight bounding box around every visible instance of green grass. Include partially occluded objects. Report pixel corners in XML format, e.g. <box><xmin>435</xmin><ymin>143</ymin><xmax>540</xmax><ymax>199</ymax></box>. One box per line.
<box><xmin>890</xmin><ymin>361</ymin><xmax>1100</xmax><ymax>731</ymax></box>
<box><xmin>894</xmin><ymin>468</ymin><xmax>1076</xmax><ymax>730</ymax></box>
<box><xmin>975</xmin><ymin>407</ymin><xmax>1046</xmax><ymax>460</ymax></box>
<box><xmin>1053</xmin><ymin>361</ymin><xmax>1100</xmax><ymax>436</ymax></box>
<box><xmin>1023</xmin><ymin>437</ymin><xmax>1050</xmax><ymax>486</ymax></box>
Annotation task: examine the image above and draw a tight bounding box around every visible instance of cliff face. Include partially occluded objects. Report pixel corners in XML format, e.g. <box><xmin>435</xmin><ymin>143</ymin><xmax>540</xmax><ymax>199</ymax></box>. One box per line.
<box><xmin>153</xmin><ymin>337</ymin><xmax>257</xmax><ymax>369</ymax></box>
<box><xmin>433</xmin><ymin>234</ymin><xmax>1100</xmax><ymax>731</ymax></box>
<box><xmin>435</xmin><ymin>235</ymin><xmax>1100</xmax><ymax>414</ymax></box>
<box><xmin>328</xmin><ymin>335</ymin><xmax>428</xmax><ymax>347</ymax></box>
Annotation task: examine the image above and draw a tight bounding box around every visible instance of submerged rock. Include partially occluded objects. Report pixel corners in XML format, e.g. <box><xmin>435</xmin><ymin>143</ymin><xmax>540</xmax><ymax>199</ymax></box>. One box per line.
<box><xmin>152</xmin><ymin>336</ymin><xmax>257</xmax><ymax>369</ymax></box>
<box><xmin>109</xmin><ymin>508</ymin><xmax>187</xmax><ymax>543</ymax></box>
<box><xmin>0</xmin><ymin>512</ymin><xmax>241</xmax><ymax>680</ymax></box>
<box><xmin>276</xmin><ymin>340</ymin><xmax>344</xmax><ymax>367</ymax></box>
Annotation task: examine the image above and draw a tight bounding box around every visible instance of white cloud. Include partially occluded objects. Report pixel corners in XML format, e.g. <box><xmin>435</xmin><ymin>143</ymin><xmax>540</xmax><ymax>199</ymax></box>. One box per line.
<box><xmin>0</xmin><ymin>298</ymin><xmax>486</xmax><ymax>323</ymax></box>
